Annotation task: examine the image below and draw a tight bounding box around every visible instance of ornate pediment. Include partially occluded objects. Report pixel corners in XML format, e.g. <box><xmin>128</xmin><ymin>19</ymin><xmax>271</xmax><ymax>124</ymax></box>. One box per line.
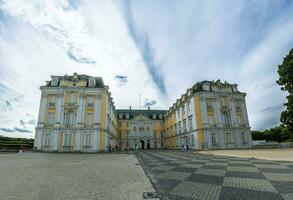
<box><xmin>132</xmin><ymin>114</ymin><xmax>150</xmax><ymax>122</ymax></box>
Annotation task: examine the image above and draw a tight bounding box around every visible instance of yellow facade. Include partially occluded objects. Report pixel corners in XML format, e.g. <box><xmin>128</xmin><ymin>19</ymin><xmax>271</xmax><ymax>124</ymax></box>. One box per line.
<box><xmin>99</xmin><ymin>94</ymin><xmax>107</xmax><ymax>151</ymax></box>
<box><xmin>163</xmin><ymin>111</ymin><xmax>176</xmax><ymax>148</ymax></box>
<box><xmin>194</xmin><ymin>95</ymin><xmax>203</xmax><ymax>148</ymax></box>
<box><xmin>119</xmin><ymin>120</ymin><xmax>129</xmax><ymax>148</ymax></box>
<box><xmin>36</xmin><ymin>74</ymin><xmax>251</xmax><ymax>152</ymax></box>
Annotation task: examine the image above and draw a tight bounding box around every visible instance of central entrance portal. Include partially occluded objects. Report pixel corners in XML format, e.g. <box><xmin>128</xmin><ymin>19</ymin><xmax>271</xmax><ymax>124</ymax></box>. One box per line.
<box><xmin>140</xmin><ymin>140</ymin><xmax>145</xmax><ymax>150</ymax></box>
<box><xmin>147</xmin><ymin>140</ymin><xmax>150</xmax><ymax>149</ymax></box>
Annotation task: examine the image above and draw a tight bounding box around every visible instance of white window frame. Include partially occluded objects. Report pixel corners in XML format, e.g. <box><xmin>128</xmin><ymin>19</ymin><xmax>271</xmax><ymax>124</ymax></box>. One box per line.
<box><xmin>221</xmin><ymin>96</ymin><xmax>228</xmax><ymax>107</ymax></box>
<box><xmin>52</xmin><ymin>78</ymin><xmax>58</xmax><ymax>86</ymax></box>
<box><xmin>241</xmin><ymin>132</ymin><xmax>246</xmax><ymax>144</ymax></box>
<box><xmin>133</xmin><ymin>126</ymin><xmax>137</xmax><ymax>132</ymax></box>
<box><xmin>177</xmin><ymin>110</ymin><xmax>180</xmax><ymax>118</ymax></box>
<box><xmin>181</xmin><ymin>106</ymin><xmax>185</xmax><ymax>116</ymax></box>
<box><xmin>87</xmin><ymin>96</ymin><xmax>93</xmax><ymax>105</ymax></box>
<box><xmin>183</xmin><ymin>120</ymin><xmax>186</xmax><ymax>132</ymax></box>
<box><xmin>226</xmin><ymin>132</ymin><xmax>233</xmax><ymax>144</ymax></box>
<box><xmin>235</xmin><ymin>99</ymin><xmax>242</xmax><ymax>109</ymax></box>
<box><xmin>187</xmin><ymin>101</ymin><xmax>191</xmax><ymax>112</ymax></box>
<box><xmin>222</xmin><ymin>112</ymin><xmax>230</xmax><ymax>125</ymax></box>
<box><xmin>69</xmin><ymin>93</ymin><xmax>75</xmax><ymax>104</ymax></box>
<box><xmin>50</xmin><ymin>95</ymin><xmax>55</xmax><ymax>104</ymax></box>
<box><xmin>89</xmin><ymin>79</ymin><xmax>95</xmax><ymax>87</ymax></box>
<box><xmin>188</xmin><ymin>116</ymin><xmax>193</xmax><ymax>130</ymax></box>
<box><xmin>42</xmin><ymin>132</ymin><xmax>51</xmax><ymax>146</ymax></box>
<box><xmin>211</xmin><ymin>132</ymin><xmax>217</xmax><ymax>145</ymax></box>
<box><xmin>178</xmin><ymin>122</ymin><xmax>182</xmax><ymax>133</ymax></box>
<box><xmin>191</xmin><ymin>134</ymin><xmax>194</xmax><ymax>145</ymax></box>
<box><xmin>47</xmin><ymin>112</ymin><xmax>54</xmax><ymax>126</ymax></box>
<box><xmin>84</xmin><ymin>132</ymin><xmax>92</xmax><ymax>147</ymax></box>
<box><xmin>64</xmin><ymin>111</ymin><xmax>76</xmax><ymax>126</ymax></box>
<box><xmin>87</xmin><ymin>113</ymin><xmax>93</xmax><ymax>127</ymax></box>
<box><xmin>64</xmin><ymin>133</ymin><xmax>72</xmax><ymax>146</ymax></box>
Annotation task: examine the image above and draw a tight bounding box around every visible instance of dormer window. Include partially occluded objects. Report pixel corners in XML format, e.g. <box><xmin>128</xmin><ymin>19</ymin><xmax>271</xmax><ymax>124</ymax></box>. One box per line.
<box><xmin>204</xmin><ymin>84</ymin><xmax>210</xmax><ymax>91</ymax></box>
<box><xmin>89</xmin><ymin>79</ymin><xmax>95</xmax><ymax>87</ymax></box>
<box><xmin>52</xmin><ymin>78</ymin><xmax>58</xmax><ymax>86</ymax></box>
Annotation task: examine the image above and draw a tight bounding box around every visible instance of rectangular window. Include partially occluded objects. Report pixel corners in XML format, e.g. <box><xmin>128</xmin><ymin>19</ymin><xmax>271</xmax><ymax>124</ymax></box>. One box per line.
<box><xmin>47</xmin><ymin>112</ymin><xmax>54</xmax><ymax>126</ymax></box>
<box><xmin>64</xmin><ymin>112</ymin><xmax>76</xmax><ymax>127</ymax></box>
<box><xmin>206</xmin><ymin>98</ymin><xmax>213</xmax><ymax>110</ymax></box>
<box><xmin>87</xmin><ymin>96</ymin><xmax>93</xmax><ymax>106</ymax></box>
<box><xmin>87</xmin><ymin>113</ymin><xmax>93</xmax><ymax>128</ymax></box>
<box><xmin>221</xmin><ymin>96</ymin><xmax>229</xmax><ymax>107</ymax></box>
<box><xmin>43</xmin><ymin>132</ymin><xmax>51</xmax><ymax>146</ymax></box>
<box><xmin>188</xmin><ymin>116</ymin><xmax>193</xmax><ymax>130</ymax></box>
<box><xmin>222</xmin><ymin>112</ymin><xmax>230</xmax><ymax>126</ymax></box>
<box><xmin>183</xmin><ymin>120</ymin><xmax>186</xmax><ymax>132</ymax></box>
<box><xmin>64</xmin><ymin>134</ymin><xmax>72</xmax><ymax>146</ymax></box>
<box><xmin>241</xmin><ymin>132</ymin><xmax>246</xmax><ymax>144</ymax></box>
<box><xmin>89</xmin><ymin>79</ymin><xmax>95</xmax><ymax>87</ymax></box>
<box><xmin>226</xmin><ymin>132</ymin><xmax>233</xmax><ymax>144</ymax></box>
<box><xmin>69</xmin><ymin>93</ymin><xmax>75</xmax><ymax>105</ymax></box>
<box><xmin>52</xmin><ymin>78</ymin><xmax>58</xmax><ymax>86</ymax></box>
<box><xmin>208</xmin><ymin>115</ymin><xmax>215</xmax><ymax>125</ymax></box>
<box><xmin>237</xmin><ymin>115</ymin><xmax>244</xmax><ymax>125</ymax></box>
<box><xmin>178</xmin><ymin>122</ymin><xmax>181</xmax><ymax>133</ymax></box>
<box><xmin>191</xmin><ymin>135</ymin><xmax>194</xmax><ymax>145</ymax></box>
<box><xmin>48</xmin><ymin>95</ymin><xmax>55</xmax><ymax>106</ymax></box>
<box><xmin>187</xmin><ymin>101</ymin><xmax>191</xmax><ymax>113</ymax></box>
<box><xmin>84</xmin><ymin>133</ymin><xmax>91</xmax><ymax>146</ymax></box>
<box><xmin>181</xmin><ymin>106</ymin><xmax>185</xmax><ymax>116</ymax></box>
<box><xmin>211</xmin><ymin>133</ymin><xmax>217</xmax><ymax>144</ymax></box>
<box><xmin>235</xmin><ymin>99</ymin><xmax>242</xmax><ymax>111</ymax></box>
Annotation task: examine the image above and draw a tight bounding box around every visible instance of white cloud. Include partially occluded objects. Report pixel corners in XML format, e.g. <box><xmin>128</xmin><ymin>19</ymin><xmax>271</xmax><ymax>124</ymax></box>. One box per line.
<box><xmin>0</xmin><ymin>0</ymin><xmax>292</xmax><ymax>138</ymax></box>
<box><xmin>0</xmin><ymin>0</ymin><xmax>166</xmax><ymax>138</ymax></box>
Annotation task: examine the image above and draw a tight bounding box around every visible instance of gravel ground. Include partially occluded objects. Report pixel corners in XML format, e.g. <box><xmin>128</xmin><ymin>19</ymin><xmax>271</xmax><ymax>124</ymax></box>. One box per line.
<box><xmin>200</xmin><ymin>149</ymin><xmax>293</xmax><ymax>161</ymax></box>
<box><xmin>0</xmin><ymin>152</ymin><xmax>155</xmax><ymax>200</ymax></box>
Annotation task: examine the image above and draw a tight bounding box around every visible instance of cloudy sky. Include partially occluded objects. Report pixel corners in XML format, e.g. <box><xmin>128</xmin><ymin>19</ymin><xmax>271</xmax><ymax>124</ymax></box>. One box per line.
<box><xmin>0</xmin><ymin>0</ymin><xmax>292</xmax><ymax>138</ymax></box>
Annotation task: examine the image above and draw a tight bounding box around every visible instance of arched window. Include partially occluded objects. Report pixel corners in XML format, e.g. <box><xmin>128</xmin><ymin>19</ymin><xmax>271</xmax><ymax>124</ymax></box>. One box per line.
<box><xmin>89</xmin><ymin>79</ymin><xmax>96</xmax><ymax>87</ymax></box>
<box><xmin>139</xmin><ymin>126</ymin><xmax>145</xmax><ymax>132</ymax></box>
<box><xmin>52</xmin><ymin>78</ymin><xmax>58</xmax><ymax>86</ymax></box>
<box><xmin>146</xmin><ymin>126</ymin><xmax>150</xmax><ymax>132</ymax></box>
<box><xmin>133</xmin><ymin>126</ymin><xmax>137</xmax><ymax>132</ymax></box>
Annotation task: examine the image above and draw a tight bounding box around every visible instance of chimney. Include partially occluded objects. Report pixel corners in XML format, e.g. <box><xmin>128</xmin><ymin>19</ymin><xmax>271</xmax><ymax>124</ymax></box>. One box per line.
<box><xmin>148</xmin><ymin>106</ymin><xmax>150</xmax><ymax>110</ymax></box>
<box><xmin>129</xmin><ymin>106</ymin><xmax>131</xmax><ymax>110</ymax></box>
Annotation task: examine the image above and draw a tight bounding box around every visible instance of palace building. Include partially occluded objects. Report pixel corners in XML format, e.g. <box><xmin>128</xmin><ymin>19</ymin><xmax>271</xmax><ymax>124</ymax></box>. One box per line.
<box><xmin>34</xmin><ymin>73</ymin><xmax>252</xmax><ymax>152</ymax></box>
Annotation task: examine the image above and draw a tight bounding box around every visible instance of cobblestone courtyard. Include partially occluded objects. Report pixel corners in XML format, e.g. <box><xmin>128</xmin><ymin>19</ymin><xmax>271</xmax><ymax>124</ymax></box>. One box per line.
<box><xmin>1</xmin><ymin>151</ymin><xmax>293</xmax><ymax>200</ymax></box>
<box><xmin>0</xmin><ymin>152</ymin><xmax>154</xmax><ymax>200</ymax></box>
<box><xmin>136</xmin><ymin>150</ymin><xmax>293</xmax><ymax>200</ymax></box>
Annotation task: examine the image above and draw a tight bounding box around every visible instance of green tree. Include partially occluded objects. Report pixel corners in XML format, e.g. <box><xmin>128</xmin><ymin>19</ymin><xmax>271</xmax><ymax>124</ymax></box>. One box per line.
<box><xmin>277</xmin><ymin>48</ymin><xmax>293</xmax><ymax>140</ymax></box>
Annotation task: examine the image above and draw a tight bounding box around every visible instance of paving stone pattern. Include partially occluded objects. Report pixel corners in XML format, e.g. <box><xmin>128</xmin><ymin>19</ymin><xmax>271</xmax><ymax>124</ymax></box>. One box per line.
<box><xmin>136</xmin><ymin>150</ymin><xmax>293</xmax><ymax>200</ymax></box>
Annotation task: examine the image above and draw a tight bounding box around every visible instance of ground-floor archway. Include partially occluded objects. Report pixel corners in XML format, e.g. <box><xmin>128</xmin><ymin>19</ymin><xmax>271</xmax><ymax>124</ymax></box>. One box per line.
<box><xmin>147</xmin><ymin>140</ymin><xmax>150</xmax><ymax>149</ymax></box>
<box><xmin>140</xmin><ymin>140</ymin><xmax>145</xmax><ymax>150</ymax></box>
